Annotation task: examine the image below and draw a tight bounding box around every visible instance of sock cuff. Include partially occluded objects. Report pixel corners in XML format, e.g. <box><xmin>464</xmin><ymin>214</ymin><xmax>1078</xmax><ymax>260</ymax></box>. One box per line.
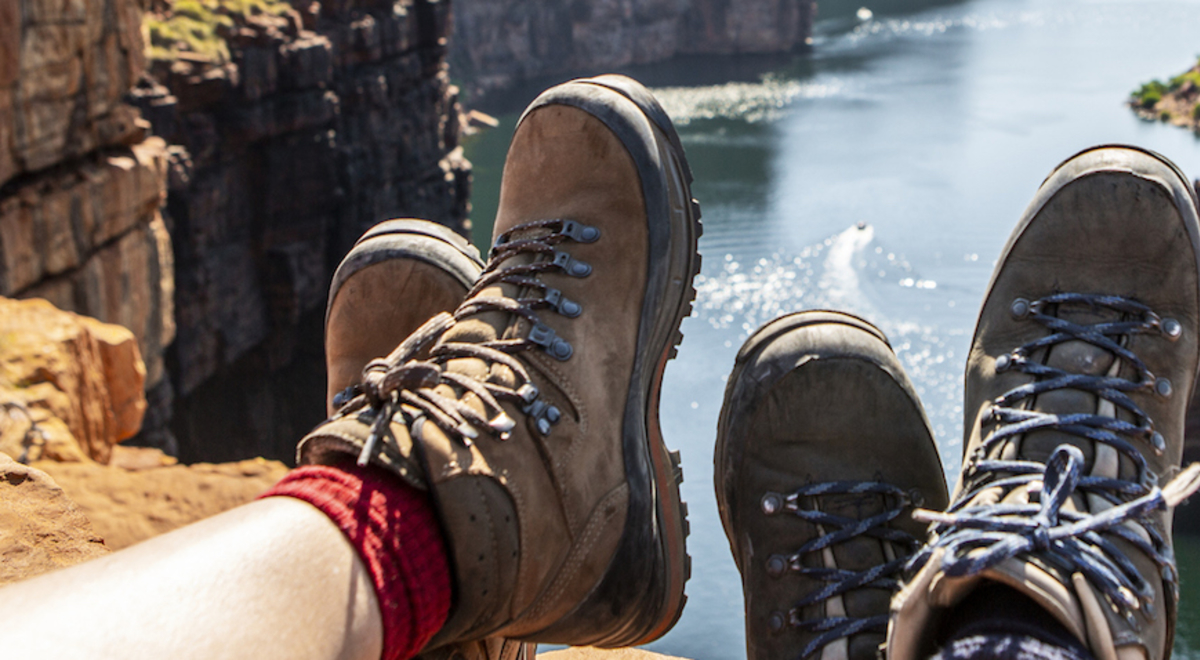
<box><xmin>262</xmin><ymin>464</ymin><xmax>451</xmax><ymax>660</ymax></box>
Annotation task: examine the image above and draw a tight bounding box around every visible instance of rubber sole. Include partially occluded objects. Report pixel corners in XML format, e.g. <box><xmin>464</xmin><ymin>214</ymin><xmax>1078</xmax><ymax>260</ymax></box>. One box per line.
<box><xmin>516</xmin><ymin>76</ymin><xmax>701</xmax><ymax>647</ymax></box>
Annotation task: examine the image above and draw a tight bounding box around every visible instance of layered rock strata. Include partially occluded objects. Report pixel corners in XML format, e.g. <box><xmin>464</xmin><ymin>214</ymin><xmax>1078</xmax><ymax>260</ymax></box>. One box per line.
<box><xmin>133</xmin><ymin>0</ymin><xmax>470</xmax><ymax>462</ymax></box>
<box><xmin>1</xmin><ymin>0</ymin><xmax>175</xmax><ymax>411</ymax></box>
<box><xmin>451</xmin><ymin>0</ymin><xmax>818</xmax><ymax>97</ymax></box>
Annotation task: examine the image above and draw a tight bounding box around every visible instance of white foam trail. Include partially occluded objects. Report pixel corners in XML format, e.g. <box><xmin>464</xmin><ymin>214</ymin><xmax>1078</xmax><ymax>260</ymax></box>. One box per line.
<box><xmin>817</xmin><ymin>224</ymin><xmax>877</xmax><ymax>315</ymax></box>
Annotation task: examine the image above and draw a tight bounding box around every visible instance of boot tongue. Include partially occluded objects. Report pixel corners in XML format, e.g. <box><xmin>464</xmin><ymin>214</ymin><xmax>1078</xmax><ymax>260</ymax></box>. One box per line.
<box><xmin>1018</xmin><ymin>303</ymin><xmax>1122</xmax><ymax>472</ymax></box>
<box><xmin>438</xmin><ymin>224</ymin><xmax>554</xmax><ymax>346</ymax></box>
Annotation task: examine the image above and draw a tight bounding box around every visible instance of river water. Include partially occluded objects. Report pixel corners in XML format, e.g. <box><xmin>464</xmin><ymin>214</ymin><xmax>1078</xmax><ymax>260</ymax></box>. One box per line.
<box><xmin>462</xmin><ymin>1</ymin><xmax>1200</xmax><ymax>658</ymax></box>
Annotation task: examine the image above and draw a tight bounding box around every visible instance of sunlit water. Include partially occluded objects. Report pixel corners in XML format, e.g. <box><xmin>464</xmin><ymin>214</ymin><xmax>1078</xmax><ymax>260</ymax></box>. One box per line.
<box><xmin>463</xmin><ymin>1</ymin><xmax>1200</xmax><ymax>658</ymax></box>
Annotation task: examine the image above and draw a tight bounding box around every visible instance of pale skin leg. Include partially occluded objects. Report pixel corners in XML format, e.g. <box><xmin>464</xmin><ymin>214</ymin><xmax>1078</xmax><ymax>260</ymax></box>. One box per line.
<box><xmin>0</xmin><ymin>497</ymin><xmax>384</xmax><ymax>660</ymax></box>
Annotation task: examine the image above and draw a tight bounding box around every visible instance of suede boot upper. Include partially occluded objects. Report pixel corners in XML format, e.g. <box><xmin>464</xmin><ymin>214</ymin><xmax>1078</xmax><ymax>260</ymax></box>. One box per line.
<box><xmin>888</xmin><ymin>146</ymin><xmax>1200</xmax><ymax>660</ymax></box>
<box><xmin>299</xmin><ymin>75</ymin><xmax>700</xmax><ymax>649</ymax></box>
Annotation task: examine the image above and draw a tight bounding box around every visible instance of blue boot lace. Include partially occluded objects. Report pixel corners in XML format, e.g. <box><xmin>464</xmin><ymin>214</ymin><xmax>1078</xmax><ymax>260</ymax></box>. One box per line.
<box><xmin>909</xmin><ymin>293</ymin><xmax>1200</xmax><ymax>624</ymax></box>
<box><xmin>763</xmin><ymin>480</ymin><xmax>922</xmax><ymax>658</ymax></box>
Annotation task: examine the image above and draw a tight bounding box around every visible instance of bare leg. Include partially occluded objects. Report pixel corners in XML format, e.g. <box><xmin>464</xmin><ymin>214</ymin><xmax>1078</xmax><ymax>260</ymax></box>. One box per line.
<box><xmin>0</xmin><ymin>497</ymin><xmax>383</xmax><ymax>660</ymax></box>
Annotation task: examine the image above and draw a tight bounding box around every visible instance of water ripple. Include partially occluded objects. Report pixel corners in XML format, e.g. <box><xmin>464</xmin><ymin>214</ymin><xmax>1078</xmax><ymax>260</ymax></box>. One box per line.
<box><xmin>650</xmin><ymin>77</ymin><xmax>845</xmax><ymax>125</ymax></box>
<box><xmin>694</xmin><ymin>225</ymin><xmax>966</xmax><ymax>474</ymax></box>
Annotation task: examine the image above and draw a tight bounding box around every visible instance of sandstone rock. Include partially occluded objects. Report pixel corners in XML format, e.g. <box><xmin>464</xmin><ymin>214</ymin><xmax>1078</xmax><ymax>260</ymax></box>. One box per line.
<box><xmin>0</xmin><ymin>297</ymin><xmax>146</xmax><ymax>464</ymax></box>
<box><xmin>0</xmin><ymin>451</ymin><xmax>109</xmax><ymax>587</ymax></box>
<box><xmin>3</xmin><ymin>0</ymin><xmax>150</xmax><ymax>184</ymax></box>
<box><xmin>35</xmin><ymin>451</ymin><xmax>289</xmax><ymax>550</ymax></box>
<box><xmin>0</xmin><ymin>402</ymin><xmax>87</xmax><ymax>463</ymax></box>
<box><xmin>0</xmin><ymin>136</ymin><xmax>174</xmax><ymax>390</ymax></box>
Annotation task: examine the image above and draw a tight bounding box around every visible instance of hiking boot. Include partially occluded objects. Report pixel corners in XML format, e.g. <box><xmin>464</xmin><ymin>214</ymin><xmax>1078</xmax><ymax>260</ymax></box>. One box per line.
<box><xmin>299</xmin><ymin>74</ymin><xmax>700</xmax><ymax>649</ymax></box>
<box><xmin>323</xmin><ymin>219</ymin><xmax>535</xmax><ymax>660</ymax></box>
<box><xmin>715</xmin><ymin>311</ymin><xmax>949</xmax><ymax>660</ymax></box>
<box><xmin>888</xmin><ymin>146</ymin><xmax>1200</xmax><ymax>660</ymax></box>
<box><xmin>325</xmin><ymin>219</ymin><xmax>484</xmax><ymax>413</ymax></box>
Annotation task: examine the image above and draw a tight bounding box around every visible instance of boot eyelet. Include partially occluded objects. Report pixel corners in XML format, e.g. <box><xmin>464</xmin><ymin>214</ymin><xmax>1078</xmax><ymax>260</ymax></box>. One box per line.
<box><xmin>1163</xmin><ymin>317</ymin><xmax>1183</xmax><ymax>340</ymax></box>
<box><xmin>561</xmin><ymin>220</ymin><xmax>600</xmax><ymax>243</ymax></box>
<box><xmin>549</xmin><ymin>338</ymin><xmax>573</xmax><ymax>360</ymax></box>
<box><xmin>544</xmin><ymin>287</ymin><xmax>582</xmax><ymax>318</ymax></box>
<box><xmin>517</xmin><ymin>383</ymin><xmax>539</xmax><ymax>404</ymax></box>
<box><xmin>1149</xmin><ymin>431</ymin><xmax>1166</xmax><ymax>454</ymax></box>
<box><xmin>768</xmin><ymin>611</ymin><xmax>786</xmax><ymax>633</ymax></box>
<box><xmin>761</xmin><ymin>492</ymin><xmax>783</xmax><ymax>515</ymax></box>
<box><xmin>995</xmin><ymin>354</ymin><xmax>1012</xmax><ymax>372</ymax></box>
<box><xmin>1155</xmin><ymin>377</ymin><xmax>1173</xmax><ymax>398</ymax></box>
<box><xmin>559</xmin><ymin>299</ymin><xmax>582</xmax><ymax>317</ymax></box>
<box><xmin>524</xmin><ymin>398</ymin><xmax>548</xmax><ymax>418</ymax></box>
<box><xmin>528</xmin><ymin>322</ymin><xmax>574</xmax><ymax>360</ymax></box>
<box><xmin>552</xmin><ymin>251</ymin><xmax>592</xmax><ymax>277</ymax></box>
<box><xmin>766</xmin><ymin>554</ymin><xmax>787</xmax><ymax>578</ymax></box>
<box><xmin>1010</xmin><ymin>298</ymin><xmax>1031</xmax><ymax>319</ymax></box>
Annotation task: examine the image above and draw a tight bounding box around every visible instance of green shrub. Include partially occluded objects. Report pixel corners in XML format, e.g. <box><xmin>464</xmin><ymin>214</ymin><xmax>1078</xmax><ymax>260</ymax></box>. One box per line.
<box><xmin>143</xmin><ymin>0</ymin><xmax>292</xmax><ymax>64</ymax></box>
<box><xmin>1132</xmin><ymin>79</ymin><xmax>1167</xmax><ymax>109</ymax></box>
<box><xmin>1168</xmin><ymin>69</ymin><xmax>1200</xmax><ymax>91</ymax></box>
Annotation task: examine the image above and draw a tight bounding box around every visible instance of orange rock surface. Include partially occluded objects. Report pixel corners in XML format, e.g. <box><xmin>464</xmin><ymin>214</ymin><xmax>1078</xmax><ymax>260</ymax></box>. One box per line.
<box><xmin>0</xmin><ymin>297</ymin><xmax>146</xmax><ymax>464</ymax></box>
<box><xmin>1</xmin><ymin>296</ymin><xmax>287</xmax><ymax>556</ymax></box>
<box><xmin>35</xmin><ymin>447</ymin><xmax>289</xmax><ymax>550</ymax></box>
<box><xmin>0</xmin><ymin>451</ymin><xmax>109</xmax><ymax>587</ymax></box>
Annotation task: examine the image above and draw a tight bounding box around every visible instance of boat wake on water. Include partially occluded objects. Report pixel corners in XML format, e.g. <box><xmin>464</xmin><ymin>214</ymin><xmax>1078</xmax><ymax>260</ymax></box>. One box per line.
<box><xmin>694</xmin><ymin>223</ymin><xmax>965</xmax><ymax>473</ymax></box>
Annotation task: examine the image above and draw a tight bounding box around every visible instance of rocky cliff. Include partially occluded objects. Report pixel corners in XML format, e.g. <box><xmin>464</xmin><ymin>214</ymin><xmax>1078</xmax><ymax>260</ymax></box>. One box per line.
<box><xmin>4</xmin><ymin>0</ymin><xmax>470</xmax><ymax>464</ymax></box>
<box><xmin>450</xmin><ymin>0</ymin><xmax>817</xmax><ymax>98</ymax></box>
<box><xmin>128</xmin><ymin>0</ymin><xmax>470</xmax><ymax>462</ymax></box>
<box><xmin>1</xmin><ymin>0</ymin><xmax>175</xmax><ymax>414</ymax></box>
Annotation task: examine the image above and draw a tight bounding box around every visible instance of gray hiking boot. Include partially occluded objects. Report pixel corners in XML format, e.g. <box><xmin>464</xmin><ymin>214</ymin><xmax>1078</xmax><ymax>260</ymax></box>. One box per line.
<box><xmin>716</xmin><ymin>311</ymin><xmax>949</xmax><ymax>660</ymax></box>
<box><xmin>888</xmin><ymin>145</ymin><xmax>1200</xmax><ymax>660</ymax></box>
<box><xmin>300</xmin><ymin>74</ymin><xmax>699</xmax><ymax>649</ymax></box>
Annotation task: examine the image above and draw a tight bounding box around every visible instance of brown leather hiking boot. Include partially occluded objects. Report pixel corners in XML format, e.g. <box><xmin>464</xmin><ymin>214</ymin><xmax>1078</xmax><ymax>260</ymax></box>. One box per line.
<box><xmin>716</xmin><ymin>311</ymin><xmax>949</xmax><ymax>660</ymax></box>
<box><xmin>323</xmin><ymin>219</ymin><xmax>535</xmax><ymax>660</ymax></box>
<box><xmin>888</xmin><ymin>146</ymin><xmax>1200</xmax><ymax>660</ymax></box>
<box><xmin>325</xmin><ymin>219</ymin><xmax>484</xmax><ymax>413</ymax></box>
<box><xmin>299</xmin><ymin>74</ymin><xmax>700</xmax><ymax>649</ymax></box>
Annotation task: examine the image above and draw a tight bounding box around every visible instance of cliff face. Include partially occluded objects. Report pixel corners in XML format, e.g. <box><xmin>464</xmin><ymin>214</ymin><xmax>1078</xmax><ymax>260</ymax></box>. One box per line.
<box><xmin>451</xmin><ymin>0</ymin><xmax>817</xmax><ymax>97</ymax></box>
<box><xmin>0</xmin><ymin>0</ymin><xmax>175</xmax><ymax>406</ymax></box>
<box><xmin>132</xmin><ymin>0</ymin><xmax>470</xmax><ymax>462</ymax></box>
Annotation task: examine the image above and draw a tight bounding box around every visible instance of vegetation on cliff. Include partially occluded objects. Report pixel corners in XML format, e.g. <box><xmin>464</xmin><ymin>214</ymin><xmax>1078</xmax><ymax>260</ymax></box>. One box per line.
<box><xmin>144</xmin><ymin>0</ymin><xmax>294</xmax><ymax>65</ymax></box>
<box><xmin>1130</xmin><ymin>58</ymin><xmax>1200</xmax><ymax>131</ymax></box>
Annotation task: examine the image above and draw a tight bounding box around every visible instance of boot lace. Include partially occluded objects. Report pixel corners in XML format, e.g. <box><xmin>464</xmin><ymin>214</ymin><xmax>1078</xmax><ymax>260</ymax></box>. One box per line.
<box><xmin>762</xmin><ymin>481</ymin><xmax>923</xmax><ymax>658</ymax></box>
<box><xmin>909</xmin><ymin>293</ymin><xmax>1200</xmax><ymax>624</ymax></box>
<box><xmin>331</xmin><ymin>219</ymin><xmax>600</xmax><ymax>466</ymax></box>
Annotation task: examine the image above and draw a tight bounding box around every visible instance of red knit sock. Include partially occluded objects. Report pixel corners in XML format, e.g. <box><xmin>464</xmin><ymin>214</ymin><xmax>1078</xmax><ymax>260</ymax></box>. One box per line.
<box><xmin>261</xmin><ymin>464</ymin><xmax>451</xmax><ymax>660</ymax></box>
